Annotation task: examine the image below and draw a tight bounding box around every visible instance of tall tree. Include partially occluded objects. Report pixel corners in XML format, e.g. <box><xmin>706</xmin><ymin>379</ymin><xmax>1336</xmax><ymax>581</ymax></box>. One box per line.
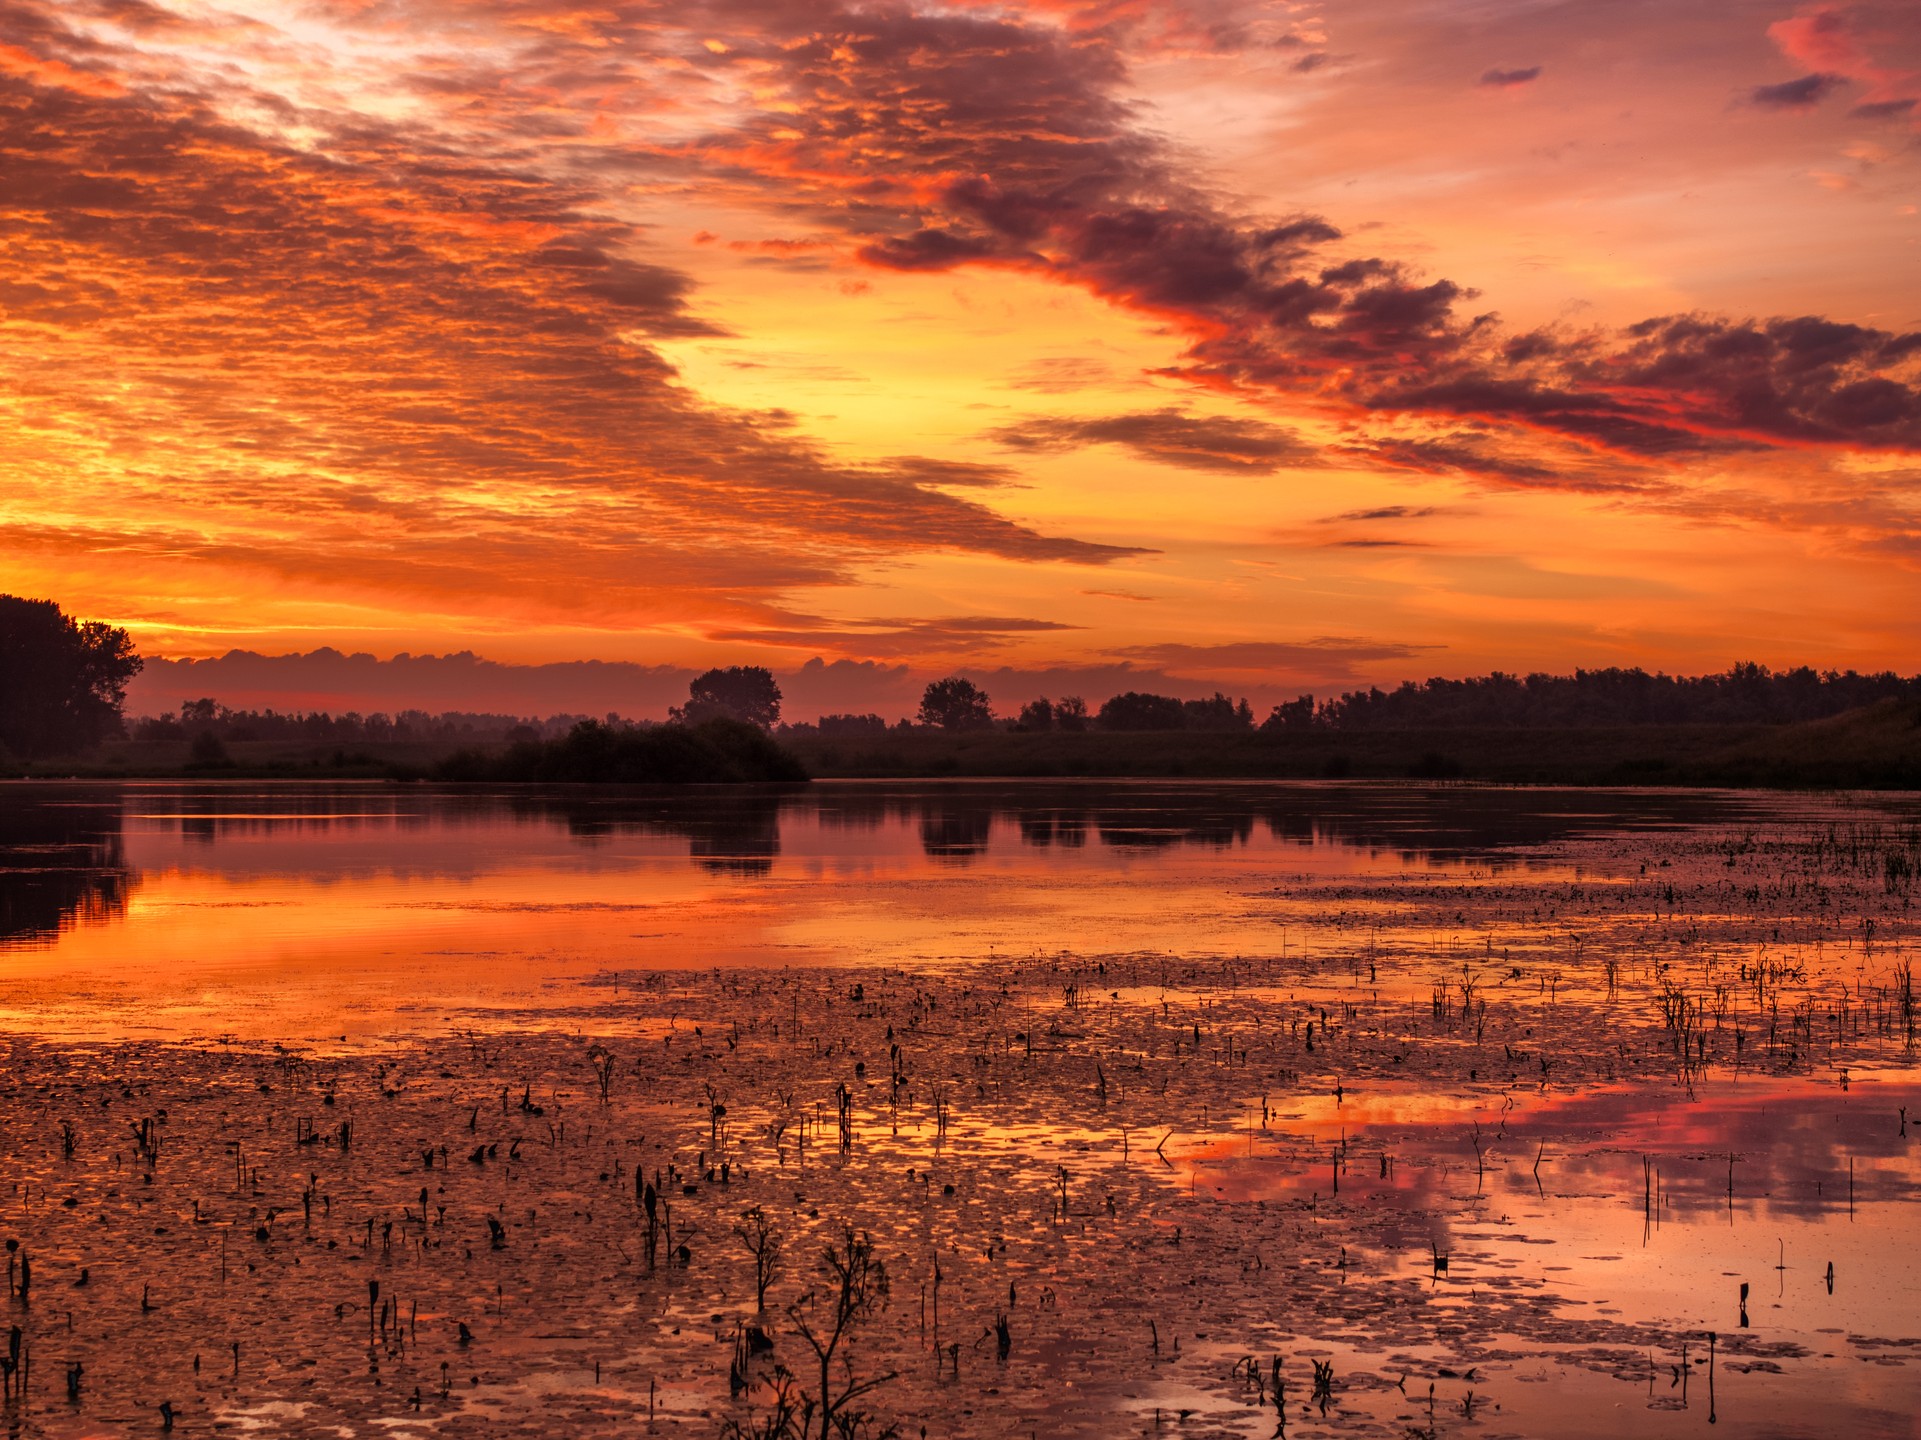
<box><xmin>675</xmin><ymin>666</ymin><xmax>782</xmax><ymax>729</ymax></box>
<box><xmin>918</xmin><ymin>677</ymin><xmax>993</xmax><ymax>730</ymax></box>
<box><xmin>0</xmin><ymin>596</ymin><xmax>142</xmax><ymax>758</ymax></box>
<box><xmin>1097</xmin><ymin>691</ymin><xmax>1186</xmax><ymax>731</ymax></box>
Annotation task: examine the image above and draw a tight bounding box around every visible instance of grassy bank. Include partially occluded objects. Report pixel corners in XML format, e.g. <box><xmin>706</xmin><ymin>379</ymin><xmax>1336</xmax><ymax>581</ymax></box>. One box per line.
<box><xmin>13</xmin><ymin>700</ymin><xmax>1920</xmax><ymax>787</ymax></box>
<box><xmin>785</xmin><ymin>699</ymin><xmax>1921</xmax><ymax>787</ymax></box>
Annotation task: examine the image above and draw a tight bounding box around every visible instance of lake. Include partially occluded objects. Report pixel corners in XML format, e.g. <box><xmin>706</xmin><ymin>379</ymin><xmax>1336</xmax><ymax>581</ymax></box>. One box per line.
<box><xmin>1</xmin><ymin>780</ymin><xmax>1917</xmax><ymax>1437</ymax></box>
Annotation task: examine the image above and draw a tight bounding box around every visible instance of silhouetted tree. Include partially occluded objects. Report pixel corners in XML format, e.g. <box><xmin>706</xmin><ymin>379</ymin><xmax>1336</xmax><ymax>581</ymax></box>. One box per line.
<box><xmin>675</xmin><ymin>666</ymin><xmax>782</xmax><ymax>729</ymax></box>
<box><xmin>1054</xmin><ymin>695</ymin><xmax>1089</xmax><ymax>732</ymax></box>
<box><xmin>1014</xmin><ymin>697</ymin><xmax>1054</xmax><ymax>732</ymax></box>
<box><xmin>0</xmin><ymin>596</ymin><xmax>142</xmax><ymax>759</ymax></box>
<box><xmin>918</xmin><ymin>677</ymin><xmax>993</xmax><ymax>730</ymax></box>
<box><xmin>1097</xmin><ymin>691</ymin><xmax>1186</xmax><ymax>731</ymax></box>
<box><xmin>1261</xmin><ymin>695</ymin><xmax>1318</xmax><ymax>733</ymax></box>
<box><xmin>1306</xmin><ymin>662</ymin><xmax>1920</xmax><ymax>732</ymax></box>
<box><xmin>787</xmin><ymin>1226</ymin><xmax>896</xmax><ymax>1440</ymax></box>
<box><xmin>1181</xmin><ymin>692</ymin><xmax>1254</xmax><ymax>732</ymax></box>
<box><xmin>817</xmin><ymin>713</ymin><xmax>888</xmax><ymax>737</ymax></box>
<box><xmin>436</xmin><ymin>717</ymin><xmax>806</xmax><ymax>784</ymax></box>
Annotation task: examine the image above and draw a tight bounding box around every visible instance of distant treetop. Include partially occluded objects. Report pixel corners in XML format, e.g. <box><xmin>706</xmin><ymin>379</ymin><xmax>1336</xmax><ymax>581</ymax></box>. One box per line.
<box><xmin>675</xmin><ymin>665</ymin><xmax>782</xmax><ymax>729</ymax></box>
<box><xmin>919</xmin><ymin>677</ymin><xmax>994</xmax><ymax>730</ymax></box>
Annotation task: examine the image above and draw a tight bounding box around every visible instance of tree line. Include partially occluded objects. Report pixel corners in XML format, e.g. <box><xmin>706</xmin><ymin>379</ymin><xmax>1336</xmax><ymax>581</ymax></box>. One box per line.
<box><xmin>872</xmin><ymin>665</ymin><xmax>1921</xmax><ymax>735</ymax></box>
<box><xmin>1262</xmin><ymin>663</ymin><xmax>1921</xmax><ymax>733</ymax></box>
<box><xmin>7</xmin><ymin>595</ymin><xmax>1919</xmax><ymax>762</ymax></box>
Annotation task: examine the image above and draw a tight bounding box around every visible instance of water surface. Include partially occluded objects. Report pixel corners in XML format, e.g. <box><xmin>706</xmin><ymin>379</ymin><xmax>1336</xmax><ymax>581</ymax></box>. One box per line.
<box><xmin>1</xmin><ymin>779</ymin><xmax>1793</xmax><ymax>1037</ymax></box>
<box><xmin>1</xmin><ymin>779</ymin><xmax>1918</xmax><ymax>1438</ymax></box>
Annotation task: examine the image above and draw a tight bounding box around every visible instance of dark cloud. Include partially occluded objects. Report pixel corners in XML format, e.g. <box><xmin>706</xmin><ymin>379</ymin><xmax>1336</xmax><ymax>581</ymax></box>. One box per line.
<box><xmin>1478</xmin><ymin>66</ymin><xmax>1541</xmax><ymax>88</ymax></box>
<box><xmin>872</xmin><ymin>458</ymin><xmax>1022</xmax><ymax>489</ymax></box>
<box><xmin>1107</xmin><ymin>638</ymin><xmax>1435</xmax><ymax>677</ymax></box>
<box><xmin>1750</xmin><ymin>73</ymin><xmax>1847</xmax><ymax>108</ymax></box>
<box><xmin>652</xmin><ymin>1</ymin><xmax>1919</xmax><ymax>488</ymax></box>
<box><xmin>859</xmin><ymin>228</ymin><xmax>1005</xmax><ymax>271</ymax></box>
<box><xmin>712</xmin><ymin>615</ymin><xmax>1082</xmax><ymax>659</ymax></box>
<box><xmin>990</xmin><ymin>408</ymin><xmax>1314</xmax><ymax>471</ymax></box>
<box><xmin>1005</xmin><ymin>356</ymin><xmax>1120</xmax><ymax>393</ymax></box>
<box><xmin>1849</xmin><ymin>97</ymin><xmax>1916</xmax><ymax>120</ymax></box>
<box><xmin>1352</xmin><ymin>436</ymin><xmax>1581</xmax><ymax>487</ymax></box>
<box><xmin>1326</xmin><ymin>506</ymin><xmax>1442</xmax><ymax>522</ymax></box>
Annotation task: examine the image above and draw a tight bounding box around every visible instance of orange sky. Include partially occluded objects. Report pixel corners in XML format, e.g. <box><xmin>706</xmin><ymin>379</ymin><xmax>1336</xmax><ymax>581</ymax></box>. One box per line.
<box><xmin>4</xmin><ymin>0</ymin><xmax>1919</xmax><ymax>711</ymax></box>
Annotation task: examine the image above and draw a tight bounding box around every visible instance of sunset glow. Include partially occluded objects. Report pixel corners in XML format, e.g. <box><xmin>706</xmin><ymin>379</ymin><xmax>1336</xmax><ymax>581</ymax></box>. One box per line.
<box><xmin>6</xmin><ymin>0</ymin><xmax>1918</xmax><ymax>709</ymax></box>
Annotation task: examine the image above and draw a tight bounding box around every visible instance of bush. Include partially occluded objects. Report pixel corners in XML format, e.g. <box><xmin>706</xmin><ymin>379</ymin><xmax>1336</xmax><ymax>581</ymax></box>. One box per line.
<box><xmin>435</xmin><ymin>718</ymin><xmax>808</xmax><ymax>784</ymax></box>
<box><xmin>1097</xmin><ymin>691</ymin><xmax>1186</xmax><ymax>731</ymax></box>
<box><xmin>186</xmin><ymin>731</ymin><xmax>235</xmax><ymax>770</ymax></box>
<box><xmin>1014</xmin><ymin>698</ymin><xmax>1054</xmax><ymax>732</ymax></box>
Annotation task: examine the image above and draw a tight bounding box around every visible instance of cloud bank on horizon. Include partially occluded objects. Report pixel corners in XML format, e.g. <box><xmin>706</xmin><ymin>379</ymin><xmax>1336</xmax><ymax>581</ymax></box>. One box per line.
<box><xmin>3</xmin><ymin>0</ymin><xmax>1917</xmax><ymax>706</ymax></box>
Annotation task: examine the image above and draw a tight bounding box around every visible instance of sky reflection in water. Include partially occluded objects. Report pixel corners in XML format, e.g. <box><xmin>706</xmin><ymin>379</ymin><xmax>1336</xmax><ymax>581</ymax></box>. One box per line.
<box><xmin>0</xmin><ymin>780</ymin><xmax>1777</xmax><ymax>1038</ymax></box>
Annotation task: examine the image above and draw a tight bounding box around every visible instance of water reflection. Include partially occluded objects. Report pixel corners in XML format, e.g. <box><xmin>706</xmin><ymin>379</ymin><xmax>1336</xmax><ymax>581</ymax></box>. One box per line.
<box><xmin>0</xmin><ymin>793</ymin><xmax>133</xmax><ymax>944</ymax></box>
<box><xmin>0</xmin><ymin>779</ymin><xmax>1852</xmax><ymax>1038</ymax></box>
<box><xmin>0</xmin><ymin>779</ymin><xmax>1783</xmax><ymax>948</ymax></box>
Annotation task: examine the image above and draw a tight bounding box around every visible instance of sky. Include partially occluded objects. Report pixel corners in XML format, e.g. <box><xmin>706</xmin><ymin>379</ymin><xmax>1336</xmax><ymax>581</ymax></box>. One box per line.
<box><xmin>4</xmin><ymin>0</ymin><xmax>1919</xmax><ymax>718</ymax></box>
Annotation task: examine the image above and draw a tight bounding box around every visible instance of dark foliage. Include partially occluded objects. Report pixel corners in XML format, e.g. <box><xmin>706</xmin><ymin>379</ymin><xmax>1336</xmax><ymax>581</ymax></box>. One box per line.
<box><xmin>1263</xmin><ymin>662</ymin><xmax>1921</xmax><ymax>733</ymax></box>
<box><xmin>1014</xmin><ymin>697</ymin><xmax>1055</xmax><ymax>732</ymax></box>
<box><xmin>186</xmin><ymin>731</ymin><xmax>235</xmax><ymax>770</ymax></box>
<box><xmin>918</xmin><ymin>677</ymin><xmax>994</xmax><ymax>730</ymax></box>
<box><xmin>134</xmin><ymin>702</ymin><xmax>611</xmax><ymax>746</ymax></box>
<box><xmin>434</xmin><ymin>718</ymin><xmax>808</xmax><ymax>784</ymax></box>
<box><xmin>1094</xmin><ymin>691</ymin><xmax>1253</xmax><ymax>733</ymax></box>
<box><xmin>0</xmin><ymin>596</ymin><xmax>142</xmax><ymax>758</ymax></box>
<box><xmin>814</xmin><ymin>713</ymin><xmax>889</xmax><ymax>737</ymax></box>
<box><xmin>676</xmin><ymin>666</ymin><xmax>783</xmax><ymax>729</ymax></box>
<box><xmin>1097</xmin><ymin>691</ymin><xmax>1187</xmax><ymax>731</ymax></box>
<box><xmin>1181</xmin><ymin>692</ymin><xmax>1255</xmax><ymax>732</ymax></box>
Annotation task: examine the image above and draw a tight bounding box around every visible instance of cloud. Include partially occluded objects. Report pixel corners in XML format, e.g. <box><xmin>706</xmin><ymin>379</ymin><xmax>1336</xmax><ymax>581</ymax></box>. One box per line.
<box><xmin>1763</xmin><ymin>6</ymin><xmax>1919</xmax><ymax>124</ymax></box>
<box><xmin>9</xmin><ymin>0</ymin><xmax>1921</xmax><ymax>664</ymax></box>
<box><xmin>650</xmin><ymin>0</ymin><xmax>1920</xmax><ymax>488</ymax></box>
<box><xmin>1325</xmin><ymin>506</ymin><xmax>1442</xmax><ymax>522</ymax></box>
<box><xmin>711</xmin><ymin>615</ymin><xmax>1083</xmax><ymax>659</ymax></box>
<box><xmin>990</xmin><ymin>408</ymin><xmax>1315</xmax><ymax>471</ymax></box>
<box><xmin>1750</xmin><ymin>72</ymin><xmax>1847</xmax><ymax>108</ymax></box>
<box><xmin>1478</xmin><ymin>66</ymin><xmax>1541</xmax><ymax>88</ymax></box>
<box><xmin>0</xmin><ymin>0</ymin><xmax>1143</xmax><ymax>643</ymax></box>
<box><xmin>1107</xmin><ymin>638</ymin><xmax>1436</xmax><ymax>680</ymax></box>
<box><xmin>1004</xmin><ymin>356</ymin><xmax>1121</xmax><ymax>393</ymax></box>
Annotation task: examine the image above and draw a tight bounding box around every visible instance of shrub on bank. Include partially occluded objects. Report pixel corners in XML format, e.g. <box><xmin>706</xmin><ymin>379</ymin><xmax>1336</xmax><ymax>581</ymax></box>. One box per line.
<box><xmin>435</xmin><ymin>717</ymin><xmax>808</xmax><ymax>784</ymax></box>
